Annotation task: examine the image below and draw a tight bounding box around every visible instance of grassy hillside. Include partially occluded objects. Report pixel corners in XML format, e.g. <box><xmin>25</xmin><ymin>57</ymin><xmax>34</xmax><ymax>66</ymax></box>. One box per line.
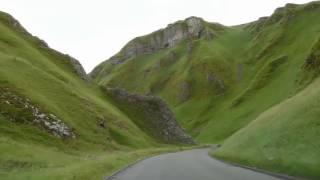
<box><xmin>212</xmin><ymin>11</ymin><xmax>320</xmax><ymax>178</ymax></box>
<box><xmin>0</xmin><ymin>9</ymin><xmax>158</xmax><ymax>147</ymax></box>
<box><xmin>92</xmin><ymin>1</ymin><xmax>320</xmax><ymax>178</ymax></box>
<box><xmin>213</xmin><ymin>76</ymin><xmax>320</xmax><ymax>179</ymax></box>
<box><xmin>0</xmin><ymin>11</ymin><xmax>188</xmax><ymax>179</ymax></box>
<box><xmin>2</xmin><ymin>1</ymin><xmax>320</xmax><ymax>179</ymax></box>
<box><xmin>92</xmin><ymin>1</ymin><xmax>320</xmax><ymax>143</ymax></box>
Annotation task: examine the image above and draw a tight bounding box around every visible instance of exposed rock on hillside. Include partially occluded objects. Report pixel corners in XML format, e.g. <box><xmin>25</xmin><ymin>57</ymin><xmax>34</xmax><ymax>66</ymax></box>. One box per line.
<box><xmin>67</xmin><ymin>55</ymin><xmax>89</xmax><ymax>81</ymax></box>
<box><xmin>109</xmin><ymin>17</ymin><xmax>207</xmax><ymax>64</ymax></box>
<box><xmin>106</xmin><ymin>88</ymin><xmax>195</xmax><ymax>144</ymax></box>
<box><xmin>179</xmin><ymin>81</ymin><xmax>192</xmax><ymax>103</ymax></box>
<box><xmin>90</xmin><ymin>17</ymin><xmax>220</xmax><ymax>78</ymax></box>
<box><xmin>0</xmin><ymin>87</ymin><xmax>75</xmax><ymax>138</ymax></box>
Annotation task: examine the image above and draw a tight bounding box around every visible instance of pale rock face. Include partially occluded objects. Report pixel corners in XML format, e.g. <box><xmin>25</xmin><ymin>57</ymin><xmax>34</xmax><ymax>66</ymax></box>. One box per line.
<box><xmin>89</xmin><ymin>17</ymin><xmax>215</xmax><ymax>78</ymax></box>
<box><xmin>163</xmin><ymin>23</ymin><xmax>186</xmax><ymax>48</ymax></box>
<box><xmin>186</xmin><ymin>17</ymin><xmax>204</xmax><ymax>36</ymax></box>
<box><xmin>109</xmin><ymin>17</ymin><xmax>206</xmax><ymax>65</ymax></box>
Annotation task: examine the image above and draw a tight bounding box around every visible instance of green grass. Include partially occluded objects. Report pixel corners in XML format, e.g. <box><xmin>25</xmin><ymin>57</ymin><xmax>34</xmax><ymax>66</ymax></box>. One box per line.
<box><xmin>1</xmin><ymin>1</ymin><xmax>320</xmax><ymax>179</ymax></box>
<box><xmin>0</xmin><ymin>121</ymin><xmax>185</xmax><ymax>180</ymax></box>
<box><xmin>213</xmin><ymin>77</ymin><xmax>320</xmax><ymax>179</ymax></box>
<box><xmin>93</xmin><ymin>1</ymin><xmax>320</xmax><ymax>141</ymax></box>
<box><xmin>92</xmin><ymin>1</ymin><xmax>320</xmax><ymax>178</ymax></box>
<box><xmin>0</xmin><ymin>10</ymin><xmax>175</xmax><ymax>180</ymax></box>
<box><xmin>0</xmin><ymin>13</ymin><xmax>155</xmax><ymax>149</ymax></box>
<box><xmin>0</xmin><ymin>115</ymin><xmax>197</xmax><ymax>180</ymax></box>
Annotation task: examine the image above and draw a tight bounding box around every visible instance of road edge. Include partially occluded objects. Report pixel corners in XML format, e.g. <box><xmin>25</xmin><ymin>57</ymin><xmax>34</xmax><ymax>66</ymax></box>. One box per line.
<box><xmin>210</xmin><ymin>150</ymin><xmax>306</xmax><ymax>180</ymax></box>
<box><xmin>104</xmin><ymin>156</ymin><xmax>150</xmax><ymax>180</ymax></box>
<box><xmin>104</xmin><ymin>145</ymin><xmax>209</xmax><ymax>180</ymax></box>
<box><xmin>104</xmin><ymin>147</ymin><xmax>303</xmax><ymax>180</ymax></box>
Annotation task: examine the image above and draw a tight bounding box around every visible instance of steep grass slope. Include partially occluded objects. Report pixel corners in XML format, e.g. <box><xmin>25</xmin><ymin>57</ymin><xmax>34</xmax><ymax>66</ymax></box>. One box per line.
<box><xmin>92</xmin><ymin>1</ymin><xmax>320</xmax><ymax>144</ymax></box>
<box><xmin>0</xmin><ymin>10</ymin><xmax>155</xmax><ymax>148</ymax></box>
<box><xmin>0</xmin><ymin>11</ymin><xmax>189</xmax><ymax>179</ymax></box>
<box><xmin>214</xmin><ymin>76</ymin><xmax>320</xmax><ymax>179</ymax></box>
<box><xmin>212</xmin><ymin>18</ymin><xmax>320</xmax><ymax>179</ymax></box>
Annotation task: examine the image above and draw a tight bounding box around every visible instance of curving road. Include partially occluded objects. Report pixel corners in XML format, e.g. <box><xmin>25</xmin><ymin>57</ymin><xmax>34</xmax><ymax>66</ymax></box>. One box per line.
<box><xmin>107</xmin><ymin>148</ymin><xmax>283</xmax><ymax>180</ymax></box>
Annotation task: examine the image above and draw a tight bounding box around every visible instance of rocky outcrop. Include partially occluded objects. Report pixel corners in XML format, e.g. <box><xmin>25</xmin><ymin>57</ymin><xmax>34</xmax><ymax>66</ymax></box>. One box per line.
<box><xmin>67</xmin><ymin>55</ymin><xmax>89</xmax><ymax>81</ymax></box>
<box><xmin>0</xmin><ymin>87</ymin><xmax>75</xmax><ymax>138</ymax></box>
<box><xmin>106</xmin><ymin>17</ymin><xmax>212</xmax><ymax>65</ymax></box>
<box><xmin>179</xmin><ymin>81</ymin><xmax>192</xmax><ymax>103</ymax></box>
<box><xmin>106</xmin><ymin>88</ymin><xmax>195</xmax><ymax>144</ymax></box>
<box><xmin>89</xmin><ymin>17</ymin><xmax>226</xmax><ymax>79</ymax></box>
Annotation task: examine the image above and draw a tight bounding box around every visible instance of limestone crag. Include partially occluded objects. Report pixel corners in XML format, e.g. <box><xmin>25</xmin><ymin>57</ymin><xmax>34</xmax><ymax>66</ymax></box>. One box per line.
<box><xmin>106</xmin><ymin>88</ymin><xmax>195</xmax><ymax>144</ymax></box>
<box><xmin>108</xmin><ymin>17</ymin><xmax>209</xmax><ymax>65</ymax></box>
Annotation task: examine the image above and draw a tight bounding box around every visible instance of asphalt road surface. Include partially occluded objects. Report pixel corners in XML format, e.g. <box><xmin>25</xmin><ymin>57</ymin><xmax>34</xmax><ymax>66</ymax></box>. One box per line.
<box><xmin>107</xmin><ymin>148</ymin><xmax>283</xmax><ymax>180</ymax></box>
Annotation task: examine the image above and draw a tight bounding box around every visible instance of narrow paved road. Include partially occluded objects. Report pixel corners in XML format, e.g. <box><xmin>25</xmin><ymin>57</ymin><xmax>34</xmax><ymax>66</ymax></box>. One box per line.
<box><xmin>107</xmin><ymin>148</ymin><xmax>283</xmax><ymax>180</ymax></box>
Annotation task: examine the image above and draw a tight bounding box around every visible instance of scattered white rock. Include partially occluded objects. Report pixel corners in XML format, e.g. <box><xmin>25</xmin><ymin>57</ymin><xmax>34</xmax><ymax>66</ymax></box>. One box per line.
<box><xmin>0</xmin><ymin>88</ymin><xmax>75</xmax><ymax>139</ymax></box>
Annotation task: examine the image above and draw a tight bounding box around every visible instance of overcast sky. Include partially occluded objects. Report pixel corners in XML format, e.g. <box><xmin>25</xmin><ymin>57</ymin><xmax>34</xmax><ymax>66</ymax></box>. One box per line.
<box><xmin>0</xmin><ymin>0</ymin><xmax>313</xmax><ymax>72</ymax></box>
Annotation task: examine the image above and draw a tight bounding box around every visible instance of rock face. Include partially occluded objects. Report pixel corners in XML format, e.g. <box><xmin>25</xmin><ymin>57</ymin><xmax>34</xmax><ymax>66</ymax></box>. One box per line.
<box><xmin>106</xmin><ymin>88</ymin><xmax>195</xmax><ymax>144</ymax></box>
<box><xmin>67</xmin><ymin>55</ymin><xmax>89</xmax><ymax>81</ymax></box>
<box><xmin>0</xmin><ymin>87</ymin><xmax>75</xmax><ymax>138</ymax></box>
<box><xmin>107</xmin><ymin>17</ymin><xmax>209</xmax><ymax>65</ymax></box>
<box><xmin>179</xmin><ymin>81</ymin><xmax>192</xmax><ymax>103</ymax></box>
<box><xmin>89</xmin><ymin>16</ymin><xmax>224</xmax><ymax>79</ymax></box>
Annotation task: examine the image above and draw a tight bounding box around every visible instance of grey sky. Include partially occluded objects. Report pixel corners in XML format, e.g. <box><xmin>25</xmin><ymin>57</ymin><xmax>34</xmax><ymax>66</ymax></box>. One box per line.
<box><xmin>0</xmin><ymin>0</ymin><xmax>313</xmax><ymax>72</ymax></box>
